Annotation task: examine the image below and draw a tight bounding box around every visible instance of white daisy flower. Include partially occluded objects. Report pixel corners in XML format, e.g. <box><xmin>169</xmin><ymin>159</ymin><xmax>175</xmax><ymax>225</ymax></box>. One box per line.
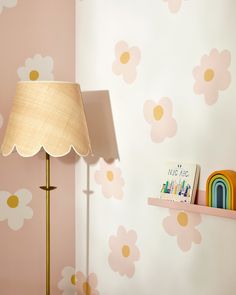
<box><xmin>58</xmin><ymin>266</ymin><xmax>77</xmax><ymax>295</ymax></box>
<box><xmin>0</xmin><ymin>0</ymin><xmax>17</xmax><ymax>14</ymax></box>
<box><xmin>17</xmin><ymin>54</ymin><xmax>54</xmax><ymax>81</ymax></box>
<box><xmin>0</xmin><ymin>189</ymin><xmax>33</xmax><ymax>230</ymax></box>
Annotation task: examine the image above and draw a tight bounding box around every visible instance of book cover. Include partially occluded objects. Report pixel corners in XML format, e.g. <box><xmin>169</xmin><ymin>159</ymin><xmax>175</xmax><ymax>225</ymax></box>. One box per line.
<box><xmin>159</xmin><ymin>162</ymin><xmax>200</xmax><ymax>204</ymax></box>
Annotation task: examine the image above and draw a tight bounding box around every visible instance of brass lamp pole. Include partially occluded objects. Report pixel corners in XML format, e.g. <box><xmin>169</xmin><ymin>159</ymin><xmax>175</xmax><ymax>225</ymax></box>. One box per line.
<box><xmin>1</xmin><ymin>81</ymin><xmax>91</xmax><ymax>295</ymax></box>
<box><xmin>40</xmin><ymin>153</ymin><xmax>56</xmax><ymax>295</ymax></box>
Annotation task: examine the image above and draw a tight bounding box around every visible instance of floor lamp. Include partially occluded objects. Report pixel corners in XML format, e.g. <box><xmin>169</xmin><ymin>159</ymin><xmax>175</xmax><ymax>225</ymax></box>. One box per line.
<box><xmin>1</xmin><ymin>81</ymin><xmax>91</xmax><ymax>295</ymax></box>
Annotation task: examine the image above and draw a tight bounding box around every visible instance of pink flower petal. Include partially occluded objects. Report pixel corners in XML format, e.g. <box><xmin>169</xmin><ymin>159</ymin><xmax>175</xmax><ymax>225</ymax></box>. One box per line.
<box><xmin>95</xmin><ymin>159</ymin><xmax>124</xmax><ymax>199</ymax></box>
<box><xmin>112</xmin><ymin>61</ymin><xmax>123</xmax><ymax>75</ymax></box>
<box><xmin>129</xmin><ymin>46</ymin><xmax>141</xmax><ymax>66</ymax></box>
<box><xmin>193</xmin><ymin>49</ymin><xmax>231</xmax><ymax>105</ymax></box>
<box><xmin>200</xmin><ymin>53</ymin><xmax>211</xmax><ymax>67</ymax></box>
<box><xmin>113</xmin><ymin>188</ymin><xmax>123</xmax><ymax>199</ymax></box>
<box><xmin>209</xmin><ymin>48</ymin><xmax>219</xmax><ymax>61</ymax></box>
<box><xmin>124</xmin><ymin>262</ymin><xmax>135</xmax><ymax>278</ymax></box>
<box><xmin>117</xmin><ymin>225</ymin><xmax>127</xmax><ymax>239</ymax></box>
<box><xmin>177</xmin><ymin>232</ymin><xmax>192</xmax><ymax>252</ymax></box>
<box><xmin>193</xmin><ymin>80</ymin><xmax>204</xmax><ymax>95</ymax></box>
<box><xmin>76</xmin><ymin>271</ymin><xmax>86</xmax><ymax>283</ymax></box>
<box><xmin>159</xmin><ymin>97</ymin><xmax>173</xmax><ymax>117</ymax></box>
<box><xmin>143</xmin><ymin>100</ymin><xmax>156</xmax><ymax>124</ymax></box>
<box><xmin>112</xmin><ymin>41</ymin><xmax>141</xmax><ymax>84</ymax></box>
<box><xmin>115</xmin><ymin>41</ymin><xmax>128</xmax><ymax>57</ymax></box>
<box><xmin>163</xmin><ymin>210</ymin><xmax>202</xmax><ymax>252</ymax></box>
<box><xmin>108</xmin><ymin>252</ymin><xmax>122</xmax><ymax>272</ymax></box>
<box><xmin>150</xmin><ymin>116</ymin><xmax>177</xmax><ymax>143</ymax></box>
<box><xmin>126</xmin><ymin>229</ymin><xmax>138</xmax><ymax>243</ymax></box>
<box><xmin>109</xmin><ymin>235</ymin><xmax>118</xmax><ymax>250</ymax></box>
<box><xmin>191</xmin><ymin>228</ymin><xmax>202</xmax><ymax>244</ymax></box>
<box><xmin>88</xmin><ymin>273</ymin><xmax>98</xmax><ymax>288</ymax></box>
<box><xmin>76</xmin><ymin>272</ymin><xmax>100</xmax><ymax>295</ymax></box>
<box><xmin>189</xmin><ymin>213</ymin><xmax>202</xmax><ymax>227</ymax></box>
<box><xmin>219</xmin><ymin>71</ymin><xmax>231</xmax><ymax>90</ymax></box>
<box><xmin>145</xmin><ymin>97</ymin><xmax>177</xmax><ymax>143</ymax></box>
<box><xmin>123</xmin><ymin>67</ymin><xmax>137</xmax><ymax>84</ymax></box>
<box><xmin>204</xmin><ymin>86</ymin><xmax>219</xmax><ymax>105</ymax></box>
<box><xmin>163</xmin><ymin>216</ymin><xmax>178</xmax><ymax>236</ymax></box>
<box><xmin>193</xmin><ymin>66</ymin><xmax>202</xmax><ymax>81</ymax></box>
<box><xmin>166</xmin><ymin>0</ymin><xmax>182</xmax><ymax>13</ymax></box>
<box><xmin>108</xmin><ymin>226</ymin><xmax>140</xmax><ymax>277</ymax></box>
<box><xmin>151</xmin><ymin>126</ymin><xmax>165</xmax><ymax>143</ymax></box>
<box><xmin>129</xmin><ymin>245</ymin><xmax>141</xmax><ymax>261</ymax></box>
<box><xmin>220</xmin><ymin>50</ymin><xmax>231</xmax><ymax>68</ymax></box>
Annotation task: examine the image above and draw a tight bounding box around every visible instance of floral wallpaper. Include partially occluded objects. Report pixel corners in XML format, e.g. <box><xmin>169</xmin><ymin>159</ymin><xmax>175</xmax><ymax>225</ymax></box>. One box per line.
<box><xmin>76</xmin><ymin>0</ymin><xmax>236</xmax><ymax>295</ymax></box>
<box><xmin>2</xmin><ymin>0</ymin><xmax>236</xmax><ymax>294</ymax></box>
<box><xmin>95</xmin><ymin>159</ymin><xmax>125</xmax><ymax>200</ymax></box>
<box><xmin>76</xmin><ymin>272</ymin><xmax>100</xmax><ymax>295</ymax></box>
<box><xmin>112</xmin><ymin>41</ymin><xmax>141</xmax><ymax>84</ymax></box>
<box><xmin>17</xmin><ymin>54</ymin><xmax>54</xmax><ymax>81</ymax></box>
<box><xmin>0</xmin><ymin>189</ymin><xmax>33</xmax><ymax>231</ymax></box>
<box><xmin>108</xmin><ymin>226</ymin><xmax>140</xmax><ymax>277</ymax></box>
<box><xmin>193</xmin><ymin>49</ymin><xmax>231</xmax><ymax>105</ymax></box>
<box><xmin>143</xmin><ymin>97</ymin><xmax>177</xmax><ymax>143</ymax></box>
<box><xmin>163</xmin><ymin>209</ymin><xmax>202</xmax><ymax>251</ymax></box>
<box><xmin>58</xmin><ymin>266</ymin><xmax>77</xmax><ymax>295</ymax></box>
<box><xmin>0</xmin><ymin>1</ymin><xmax>75</xmax><ymax>294</ymax></box>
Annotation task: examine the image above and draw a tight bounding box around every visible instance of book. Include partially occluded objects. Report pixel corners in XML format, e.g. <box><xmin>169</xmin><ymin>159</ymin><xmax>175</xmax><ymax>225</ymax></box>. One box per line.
<box><xmin>159</xmin><ymin>162</ymin><xmax>200</xmax><ymax>204</ymax></box>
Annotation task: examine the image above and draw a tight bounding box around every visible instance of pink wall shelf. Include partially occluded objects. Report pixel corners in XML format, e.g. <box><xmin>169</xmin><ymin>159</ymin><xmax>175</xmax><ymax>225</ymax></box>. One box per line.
<box><xmin>148</xmin><ymin>197</ymin><xmax>236</xmax><ymax>220</ymax></box>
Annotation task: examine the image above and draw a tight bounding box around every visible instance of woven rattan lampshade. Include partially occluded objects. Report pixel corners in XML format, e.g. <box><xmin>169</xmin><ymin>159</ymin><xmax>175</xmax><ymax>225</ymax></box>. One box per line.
<box><xmin>1</xmin><ymin>81</ymin><xmax>91</xmax><ymax>157</ymax></box>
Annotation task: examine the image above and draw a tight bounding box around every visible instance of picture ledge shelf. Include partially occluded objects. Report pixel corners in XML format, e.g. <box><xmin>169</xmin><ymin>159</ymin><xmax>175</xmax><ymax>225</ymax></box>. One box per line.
<box><xmin>148</xmin><ymin>197</ymin><xmax>236</xmax><ymax>220</ymax></box>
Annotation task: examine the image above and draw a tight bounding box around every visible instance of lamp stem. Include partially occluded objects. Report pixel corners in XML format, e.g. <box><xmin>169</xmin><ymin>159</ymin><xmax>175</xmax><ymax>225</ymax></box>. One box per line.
<box><xmin>40</xmin><ymin>153</ymin><xmax>57</xmax><ymax>295</ymax></box>
<box><xmin>46</xmin><ymin>152</ymin><xmax>50</xmax><ymax>295</ymax></box>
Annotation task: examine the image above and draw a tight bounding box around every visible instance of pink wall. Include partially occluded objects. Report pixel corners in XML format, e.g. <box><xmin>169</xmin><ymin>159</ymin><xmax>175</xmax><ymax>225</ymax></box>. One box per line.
<box><xmin>0</xmin><ymin>1</ymin><xmax>75</xmax><ymax>294</ymax></box>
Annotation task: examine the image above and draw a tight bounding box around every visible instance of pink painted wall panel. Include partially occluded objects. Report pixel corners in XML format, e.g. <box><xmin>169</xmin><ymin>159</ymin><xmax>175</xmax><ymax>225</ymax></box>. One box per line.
<box><xmin>0</xmin><ymin>1</ymin><xmax>75</xmax><ymax>294</ymax></box>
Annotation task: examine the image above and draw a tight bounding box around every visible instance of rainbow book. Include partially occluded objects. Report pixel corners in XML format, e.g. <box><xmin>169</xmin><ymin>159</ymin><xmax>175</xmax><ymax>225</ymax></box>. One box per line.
<box><xmin>159</xmin><ymin>162</ymin><xmax>200</xmax><ymax>204</ymax></box>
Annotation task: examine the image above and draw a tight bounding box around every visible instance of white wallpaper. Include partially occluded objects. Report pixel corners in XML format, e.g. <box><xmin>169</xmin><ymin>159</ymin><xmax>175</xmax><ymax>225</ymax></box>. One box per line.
<box><xmin>75</xmin><ymin>1</ymin><xmax>236</xmax><ymax>294</ymax></box>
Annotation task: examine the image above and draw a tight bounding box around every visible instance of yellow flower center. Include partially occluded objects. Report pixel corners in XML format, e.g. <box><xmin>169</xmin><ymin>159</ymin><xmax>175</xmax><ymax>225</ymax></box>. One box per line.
<box><xmin>107</xmin><ymin>170</ymin><xmax>114</xmax><ymax>181</ymax></box>
<box><xmin>83</xmin><ymin>282</ymin><xmax>91</xmax><ymax>295</ymax></box>
<box><xmin>7</xmin><ymin>195</ymin><xmax>19</xmax><ymax>208</ymax></box>
<box><xmin>71</xmin><ymin>274</ymin><xmax>76</xmax><ymax>286</ymax></box>
<box><xmin>120</xmin><ymin>51</ymin><xmax>130</xmax><ymax>64</ymax></box>
<box><xmin>153</xmin><ymin>105</ymin><xmax>164</xmax><ymax>121</ymax></box>
<box><xmin>177</xmin><ymin>212</ymin><xmax>188</xmax><ymax>227</ymax></box>
<box><xmin>29</xmin><ymin>70</ymin><xmax>40</xmax><ymax>81</ymax></box>
<box><xmin>122</xmin><ymin>245</ymin><xmax>130</xmax><ymax>257</ymax></box>
<box><xmin>204</xmin><ymin>69</ymin><xmax>215</xmax><ymax>82</ymax></box>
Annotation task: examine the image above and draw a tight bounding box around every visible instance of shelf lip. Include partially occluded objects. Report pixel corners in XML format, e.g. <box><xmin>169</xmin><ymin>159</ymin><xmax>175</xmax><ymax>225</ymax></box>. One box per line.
<box><xmin>148</xmin><ymin>197</ymin><xmax>236</xmax><ymax>220</ymax></box>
